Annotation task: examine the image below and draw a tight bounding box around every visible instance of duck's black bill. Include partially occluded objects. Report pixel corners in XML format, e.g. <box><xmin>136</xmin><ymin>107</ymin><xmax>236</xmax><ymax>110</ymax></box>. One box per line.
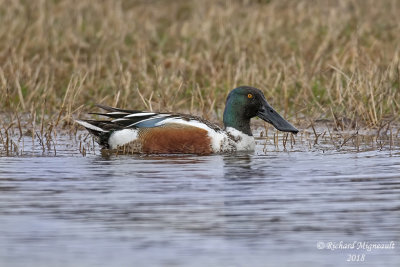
<box><xmin>257</xmin><ymin>101</ymin><xmax>299</xmax><ymax>134</ymax></box>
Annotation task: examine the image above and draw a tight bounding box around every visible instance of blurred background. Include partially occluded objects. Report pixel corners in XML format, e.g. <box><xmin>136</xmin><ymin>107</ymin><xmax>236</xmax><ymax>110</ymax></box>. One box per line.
<box><xmin>0</xmin><ymin>0</ymin><xmax>399</xmax><ymax>128</ymax></box>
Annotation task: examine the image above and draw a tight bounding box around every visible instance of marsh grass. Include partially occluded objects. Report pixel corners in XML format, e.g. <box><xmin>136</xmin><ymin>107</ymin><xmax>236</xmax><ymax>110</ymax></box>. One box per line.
<box><xmin>0</xmin><ymin>0</ymin><xmax>399</xmax><ymax>155</ymax></box>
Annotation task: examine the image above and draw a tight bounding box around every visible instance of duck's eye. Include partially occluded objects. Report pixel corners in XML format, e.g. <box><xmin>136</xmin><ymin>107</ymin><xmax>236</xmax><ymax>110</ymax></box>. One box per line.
<box><xmin>247</xmin><ymin>94</ymin><xmax>253</xmax><ymax>99</ymax></box>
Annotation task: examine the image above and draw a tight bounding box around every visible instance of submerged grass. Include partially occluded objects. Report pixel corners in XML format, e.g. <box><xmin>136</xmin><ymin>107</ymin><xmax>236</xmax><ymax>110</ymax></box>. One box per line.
<box><xmin>0</xmin><ymin>0</ymin><xmax>399</xmax><ymax>155</ymax></box>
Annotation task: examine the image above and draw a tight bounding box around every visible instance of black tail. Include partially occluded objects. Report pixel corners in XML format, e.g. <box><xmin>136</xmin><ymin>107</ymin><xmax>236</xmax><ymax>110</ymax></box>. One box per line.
<box><xmin>75</xmin><ymin>119</ymin><xmax>114</xmax><ymax>148</ymax></box>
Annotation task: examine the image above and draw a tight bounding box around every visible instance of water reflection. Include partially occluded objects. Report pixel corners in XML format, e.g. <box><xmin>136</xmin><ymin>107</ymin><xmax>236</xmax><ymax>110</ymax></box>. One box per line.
<box><xmin>0</xmin><ymin>142</ymin><xmax>399</xmax><ymax>266</ymax></box>
<box><xmin>223</xmin><ymin>153</ymin><xmax>255</xmax><ymax>179</ymax></box>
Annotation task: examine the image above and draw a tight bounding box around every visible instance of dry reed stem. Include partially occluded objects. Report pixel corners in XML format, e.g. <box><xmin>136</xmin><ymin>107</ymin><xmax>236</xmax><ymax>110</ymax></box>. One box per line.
<box><xmin>0</xmin><ymin>0</ymin><xmax>399</xmax><ymax>127</ymax></box>
<box><xmin>0</xmin><ymin>0</ymin><xmax>400</xmax><ymax>156</ymax></box>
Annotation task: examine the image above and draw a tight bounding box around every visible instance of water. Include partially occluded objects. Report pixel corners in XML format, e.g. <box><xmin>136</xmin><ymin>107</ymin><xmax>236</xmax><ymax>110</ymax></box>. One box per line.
<box><xmin>0</xmin><ymin>129</ymin><xmax>399</xmax><ymax>267</ymax></box>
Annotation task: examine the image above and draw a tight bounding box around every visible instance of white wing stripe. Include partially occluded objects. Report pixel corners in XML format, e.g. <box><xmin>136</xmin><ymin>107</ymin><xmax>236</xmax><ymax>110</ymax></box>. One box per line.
<box><xmin>75</xmin><ymin>120</ymin><xmax>108</xmax><ymax>132</ymax></box>
<box><xmin>125</xmin><ymin>112</ymin><xmax>155</xmax><ymax>117</ymax></box>
<box><xmin>111</xmin><ymin>114</ymin><xmax>172</xmax><ymax>125</ymax></box>
<box><xmin>111</xmin><ymin>118</ymin><xmax>129</xmax><ymax>123</ymax></box>
<box><xmin>107</xmin><ymin>112</ymin><xmax>129</xmax><ymax>115</ymax></box>
<box><xmin>127</xmin><ymin>117</ymin><xmax>163</xmax><ymax>127</ymax></box>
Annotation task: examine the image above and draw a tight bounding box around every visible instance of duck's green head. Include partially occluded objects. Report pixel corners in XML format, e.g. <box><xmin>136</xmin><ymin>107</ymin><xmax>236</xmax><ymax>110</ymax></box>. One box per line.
<box><xmin>223</xmin><ymin>86</ymin><xmax>299</xmax><ymax>136</ymax></box>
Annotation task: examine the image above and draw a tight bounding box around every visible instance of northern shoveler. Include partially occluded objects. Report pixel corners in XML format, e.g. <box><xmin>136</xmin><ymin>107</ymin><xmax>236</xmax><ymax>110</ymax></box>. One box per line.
<box><xmin>76</xmin><ymin>86</ymin><xmax>299</xmax><ymax>154</ymax></box>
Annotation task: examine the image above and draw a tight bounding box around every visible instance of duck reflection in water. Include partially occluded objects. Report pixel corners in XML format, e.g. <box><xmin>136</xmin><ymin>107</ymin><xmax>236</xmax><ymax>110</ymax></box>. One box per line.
<box><xmin>223</xmin><ymin>153</ymin><xmax>266</xmax><ymax>180</ymax></box>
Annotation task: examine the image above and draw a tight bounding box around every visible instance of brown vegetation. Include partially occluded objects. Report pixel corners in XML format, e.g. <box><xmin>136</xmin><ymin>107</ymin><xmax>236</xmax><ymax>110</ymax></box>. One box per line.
<box><xmin>0</xmin><ymin>0</ymin><xmax>399</xmax><ymax>155</ymax></box>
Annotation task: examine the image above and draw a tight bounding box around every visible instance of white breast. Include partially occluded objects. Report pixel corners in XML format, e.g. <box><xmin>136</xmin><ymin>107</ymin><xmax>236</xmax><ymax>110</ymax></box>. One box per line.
<box><xmin>225</xmin><ymin>127</ymin><xmax>255</xmax><ymax>151</ymax></box>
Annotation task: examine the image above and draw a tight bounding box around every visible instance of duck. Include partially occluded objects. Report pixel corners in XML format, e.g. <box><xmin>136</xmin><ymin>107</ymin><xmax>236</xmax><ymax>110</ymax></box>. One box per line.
<box><xmin>76</xmin><ymin>86</ymin><xmax>299</xmax><ymax>154</ymax></box>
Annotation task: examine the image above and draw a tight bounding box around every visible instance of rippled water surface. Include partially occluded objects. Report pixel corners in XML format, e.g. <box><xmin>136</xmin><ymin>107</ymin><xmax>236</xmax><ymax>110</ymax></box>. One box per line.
<box><xmin>0</xmin><ymin>130</ymin><xmax>400</xmax><ymax>267</ymax></box>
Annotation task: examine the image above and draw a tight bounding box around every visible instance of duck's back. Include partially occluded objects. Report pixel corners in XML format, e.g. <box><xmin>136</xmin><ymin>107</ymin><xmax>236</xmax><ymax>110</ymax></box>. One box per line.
<box><xmin>76</xmin><ymin>105</ymin><xmax>233</xmax><ymax>154</ymax></box>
